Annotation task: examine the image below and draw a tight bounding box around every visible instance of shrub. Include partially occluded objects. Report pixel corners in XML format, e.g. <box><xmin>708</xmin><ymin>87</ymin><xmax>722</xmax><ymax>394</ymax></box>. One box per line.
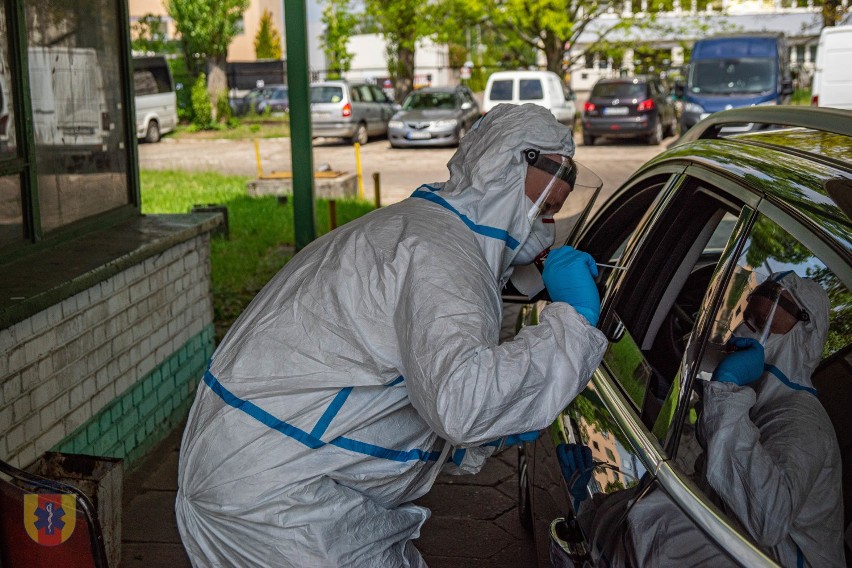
<box><xmin>216</xmin><ymin>91</ymin><xmax>232</xmax><ymax>123</ymax></box>
<box><xmin>191</xmin><ymin>73</ymin><xmax>213</xmax><ymax>129</ymax></box>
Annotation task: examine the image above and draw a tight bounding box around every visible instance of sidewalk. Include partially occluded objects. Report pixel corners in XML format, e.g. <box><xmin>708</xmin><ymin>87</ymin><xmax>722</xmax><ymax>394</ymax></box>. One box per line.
<box><xmin>120</xmin><ymin>422</ymin><xmax>537</xmax><ymax>567</ymax></box>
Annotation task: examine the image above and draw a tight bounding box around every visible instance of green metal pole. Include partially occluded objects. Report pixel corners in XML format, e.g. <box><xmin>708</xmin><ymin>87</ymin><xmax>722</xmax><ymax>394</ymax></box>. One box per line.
<box><xmin>283</xmin><ymin>0</ymin><xmax>315</xmax><ymax>250</ymax></box>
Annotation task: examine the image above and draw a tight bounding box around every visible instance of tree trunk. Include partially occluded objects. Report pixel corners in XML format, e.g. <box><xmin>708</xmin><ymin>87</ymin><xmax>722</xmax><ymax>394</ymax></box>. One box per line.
<box><xmin>207</xmin><ymin>56</ymin><xmax>228</xmax><ymax>121</ymax></box>
<box><xmin>822</xmin><ymin>1</ymin><xmax>838</xmax><ymax>27</ymax></box>
<box><xmin>543</xmin><ymin>31</ymin><xmax>565</xmax><ymax>75</ymax></box>
<box><xmin>394</xmin><ymin>45</ymin><xmax>415</xmax><ymax>103</ymax></box>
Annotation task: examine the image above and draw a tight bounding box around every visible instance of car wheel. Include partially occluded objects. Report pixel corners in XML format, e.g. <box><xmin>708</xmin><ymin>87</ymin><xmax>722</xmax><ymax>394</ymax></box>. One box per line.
<box><xmin>351</xmin><ymin>123</ymin><xmax>368</xmax><ymax>145</ymax></box>
<box><xmin>583</xmin><ymin>132</ymin><xmax>595</xmax><ymax>146</ymax></box>
<box><xmin>518</xmin><ymin>446</ymin><xmax>534</xmax><ymax>533</ymax></box>
<box><xmin>144</xmin><ymin>121</ymin><xmax>160</xmax><ymax>144</ymax></box>
<box><xmin>648</xmin><ymin>120</ymin><xmax>663</xmax><ymax>145</ymax></box>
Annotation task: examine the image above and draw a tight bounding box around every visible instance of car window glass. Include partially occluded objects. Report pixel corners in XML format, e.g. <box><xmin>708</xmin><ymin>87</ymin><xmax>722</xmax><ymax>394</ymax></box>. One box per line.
<box><xmin>311</xmin><ymin>86</ymin><xmax>344</xmax><ymax>104</ymax></box>
<box><xmin>133</xmin><ymin>70</ymin><xmax>158</xmax><ymax>96</ymax></box>
<box><xmin>357</xmin><ymin>85</ymin><xmax>374</xmax><ymax>102</ymax></box>
<box><xmin>489</xmin><ymin>79</ymin><xmax>513</xmax><ymax>101</ymax></box>
<box><xmin>591</xmin><ymin>82</ymin><xmax>646</xmax><ymax>98</ymax></box>
<box><xmin>667</xmin><ymin>213</ymin><xmax>850</xmax><ymax>567</ymax></box>
<box><xmin>369</xmin><ymin>85</ymin><xmax>384</xmax><ymax>102</ymax></box>
<box><xmin>519</xmin><ymin>79</ymin><xmax>544</xmax><ymax>100</ymax></box>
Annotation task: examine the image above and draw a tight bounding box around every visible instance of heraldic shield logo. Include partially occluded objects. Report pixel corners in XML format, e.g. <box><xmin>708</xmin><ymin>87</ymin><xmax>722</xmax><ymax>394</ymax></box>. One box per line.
<box><xmin>24</xmin><ymin>493</ymin><xmax>76</xmax><ymax>546</ymax></box>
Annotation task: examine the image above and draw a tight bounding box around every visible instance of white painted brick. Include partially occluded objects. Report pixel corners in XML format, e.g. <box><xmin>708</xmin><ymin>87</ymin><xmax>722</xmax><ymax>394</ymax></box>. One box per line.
<box><xmin>74</xmin><ymin>289</ymin><xmax>91</xmax><ymax>312</ymax></box>
<box><xmin>82</xmin><ymin>375</ymin><xmax>97</xmax><ymax>399</ymax></box>
<box><xmin>37</xmin><ymin>356</ymin><xmax>54</xmax><ymax>380</ymax></box>
<box><xmin>7</xmin><ymin>344</ymin><xmax>26</xmax><ymax>375</ymax></box>
<box><xmin>129</xmin><ymin>277</ymin><xmax>151</xmax><ymax>303</ymax></box>
<box><xmin>29</xmin><ymin>309</ymin><xmax>49</xmax><ymax>335</ymax></box>
<box><xmin>2</xmin><ymin>374</ymin><xmax>22</xmax><ymax>402</ymax></box>
<box><xmin>136</xmin><ymin>353</ymin><xmax>156</xmax><ymax>378</ymax></box>
<box><xmin>0</xmin><ymin>327</ymin><xmax>14</xmax><ymax>354</ymax></box>
<box><xmin>15</xmin><ymin>444</ymin><xmax>36</xmax><ymax>470</ymax></box>
<box><xmin>113</xmin><ymin>269</ymin><xmax>126</xmax><ymax>289</ymax></box>
<box><xmin>91</xmin><ymin>323</ymin><xmax>107</xmax><ymax>347</ymax></box>
<box><xmin>61</xmin><ymin>296</ymin><xmax>78</xmax><ymax>319</ymax></box>
<box><xmin>31</xmin><ymin>380</ymin><xmax>58</xmax><ymax>408</ymax></box>
<box><xmin>106</xmin><ymin>289</ymin><xmax>130</xmax><ymax>316</ymax></box>
<box><xmin>12</xmin><ymin>394</ymin><xmax>31</xmax><ymax>423</ymax></box>
<box><xmin>118</xmin><ymin>352</ymin><xmax>130</xmax><ymax>374</ymax></box>
<box><xmin>55</xmin><ymin>314</ymin><xmax>84</xmax><ymax>344</ymax></box>
<box><xmin>91</xmin><ymin>384</ymin><xmax>115</xmax><ymax>412</ymax></box>
<box><xmin>41</xmin><ymin>400</ymin><xmax>58</xmax><ymax>430</ymax></box>
<box><xmin>115</xmin><ymin>372</ymin><xmax>135</xmax><ymax>397</ymax></box>
<box><xmin>64</xmin><ymin>402</ymin><xmax>91</xmax><ymax>433</ymax></box>
<box><xmin>36</xmin><ymin>422</ymin><xmax>65</xmax><ymax>453</ymax></box>
<box><xmin>129</xmin><ymin>345</ymin><xmax>141</xmax><ymax>368</ymax></box>
<box><xmin>99</xmin><ymin>278</ymin><xmax>115</xmax><ymax>299</ymax></box>
<box><xmin>46</xmin><ymin>304</ymin><xmax>63</xmax><ymax>326</ymax></box>
<box><xmin>23</xmin><ymin>413</ymin><xmax>40</xmax><ymax>440</ymax></box>
<box><xmin>52</xmin><ymin>391</ymin><xmax>71</xmax><ymax>418</ymax></box>
<box><xmin>25</xmin><ymin>329</ymin><xmax>56</xmax><ymax>364</ymax></box>
<box><xmin>69</xmin><ymin>383</ymin><xmax>85</xmax><ymax>408</ymax></box>
<box><xmin>0</xmin><ymin>405</ymin><xmax>13</xmax><ymax>431</ymax></box>
<box><xmin>6</xmin><ymin>423</ymin><xmax>24</xmax><ymax>453</ymax></box>
<box><xmin>96</xmin><ymin>366</ymin><xmax>112</xmax><ymax>391</ymax></box>
<box><xmin>89</xmin><ymin>283</ymin><xmax>103</xmax><ymax>303</ymax></box>
<box><xmin>111</xmin><ymin>328</ymin><xmax>133</xmax><ymax>355</ymax></box>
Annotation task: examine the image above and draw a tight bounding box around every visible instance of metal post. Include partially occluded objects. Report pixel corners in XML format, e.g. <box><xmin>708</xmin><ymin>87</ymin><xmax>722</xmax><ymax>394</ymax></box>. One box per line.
<box><xmin>284</xmin><ymin>0</ymin><xmax>315</xmax><ymax>250</ymax></box>
<box><xmin>329</xmin><ymin>200</ymin><xmax>337</xmax><ymax>230</ymax></box>
<box><xmin>373</xmin><ymin>172</ymin><xmax>381</xmax><ymax>208</ymax></box>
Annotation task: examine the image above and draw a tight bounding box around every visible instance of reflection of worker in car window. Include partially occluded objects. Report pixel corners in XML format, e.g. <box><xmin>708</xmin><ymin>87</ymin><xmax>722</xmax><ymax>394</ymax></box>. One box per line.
<box><xmin>699</xmin><ymin>271</ymin><xmax>844</xmax><ymax>567</ymax></box>
<box><xmin>175</xmin><ymin>104</ymin><xmax>608</xmax><ymax>566</ymax></box>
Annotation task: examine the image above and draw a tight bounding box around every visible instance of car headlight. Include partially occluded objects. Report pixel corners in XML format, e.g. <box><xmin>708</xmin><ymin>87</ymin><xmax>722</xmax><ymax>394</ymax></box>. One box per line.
<box><xmin>683</xmin><ymin>102</ymin><xmax>705</xmax><ymax>114</ymax></box>
<box><xmin>433</xmin><ymin>119</ymin><xmax>458</xmax><ymax>129</ymax></box>
<box><xmin>388</xmin><ymin>120</ymin><xmax>404</xmax><ymax>129</ymax></box>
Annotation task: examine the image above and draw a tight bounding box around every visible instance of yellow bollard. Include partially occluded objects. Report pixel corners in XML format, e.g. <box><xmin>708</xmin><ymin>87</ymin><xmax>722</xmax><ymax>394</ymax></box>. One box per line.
<box><xmin>354</xmin><ymin>142</ymin><xmax>365</xmax><ymax>199</ymax></box>
<box><xmin>253</xmin><ymin>139</ymin><xmax>264</xmax><ymax>178</ymax></box>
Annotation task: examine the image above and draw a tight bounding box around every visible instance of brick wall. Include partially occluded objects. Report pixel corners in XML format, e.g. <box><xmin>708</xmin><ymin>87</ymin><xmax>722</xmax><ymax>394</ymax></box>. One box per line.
<box><xmin>0</xmin><ymin>234</ymin><xmax>215</xmax><ymax>469</ymax></box>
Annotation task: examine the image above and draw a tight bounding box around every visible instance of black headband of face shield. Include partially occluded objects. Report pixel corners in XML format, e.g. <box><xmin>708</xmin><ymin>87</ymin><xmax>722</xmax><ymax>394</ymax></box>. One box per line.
<box><xmin>523</xmin><ymin>149</ymin><xmax>578</xmax><ymax>187</ymax></box>
<box><xmin>748</xmin><ymin>281</ymin><xmax>810</xmax><ymax>322</ymax></box>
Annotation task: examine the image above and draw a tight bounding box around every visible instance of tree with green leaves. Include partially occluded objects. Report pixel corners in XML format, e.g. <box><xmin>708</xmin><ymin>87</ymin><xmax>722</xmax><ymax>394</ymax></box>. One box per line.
<box><xmin>167</xmin><ymin>0</ymin><xmax>249</xmax><ymax>119</ymax></box>
<box><xmin>254</xmin><ymin>9</ymin><xmax>282</xmax><ymax>60</ymax></box>
<box><xmin>132</xmin><ymin>14</ymin><xmax>172</xmax><ymax>55</ymax></box>
<box><xmin>321</xmin><ymin>0</ymin><xmax>357</xmax><ymax>79</ymax></box>
<box><xmin>365</xmin><ymin>0</ymin><xmax>434</xmax><ymax>102</ymax></box>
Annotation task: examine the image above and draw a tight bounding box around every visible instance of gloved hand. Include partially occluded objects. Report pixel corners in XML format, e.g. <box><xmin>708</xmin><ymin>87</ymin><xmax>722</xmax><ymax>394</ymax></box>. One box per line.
<box><xmin>556</xmin><ymin>443</ymin><xmax>594</xmax><ymax>510</ymax></box>
<box><xmin>542</xmin><ymin>246</ymin><xmax>601</xmax><ymax>326</ymax></box>
<box><xmin>500</xmin><ymin>430</ymin><xmax>541</xmax><ymax>449</ymax></box>
<box><xmin>712</xmin><ymin>337</ymin><xmax>765</xmax><ymax>386</ymax></box>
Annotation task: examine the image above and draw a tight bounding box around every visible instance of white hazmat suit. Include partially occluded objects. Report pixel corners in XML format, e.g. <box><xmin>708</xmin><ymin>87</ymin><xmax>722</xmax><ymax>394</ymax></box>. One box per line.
<box><xmin>699</xmin><ymin>271</ymin><xmax>844</xmax><ymax>567</ymax></box>
<box><xmin>175</xmin><ymin>103</ymin><xmax>608</xmax><ymax>567</ymax></box>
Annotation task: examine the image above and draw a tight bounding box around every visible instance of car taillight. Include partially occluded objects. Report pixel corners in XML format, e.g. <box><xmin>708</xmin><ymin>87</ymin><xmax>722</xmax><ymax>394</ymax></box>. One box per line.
<box><xmin>342</xmin><ymin>103</ymin><xmax>352</xmax><ymax>117</ymax></box>
<box><xmin>636</xmin><ymin>99</ymin><xmax>655</xmax><ymax>112</ymax></box>
<box><xmin>102</xmin><ymin>111</ymin><xmax>110</xmax><ymax>131</ymax></box>
<box><xmin>811</xmin><ymin>95</ymin><xmax>819</xmax><ymax>106</ymax></box>
<box><xmin>583</xmin><ymin>102</ymin><xmax>596</xmax><ymax>112</ymax></box>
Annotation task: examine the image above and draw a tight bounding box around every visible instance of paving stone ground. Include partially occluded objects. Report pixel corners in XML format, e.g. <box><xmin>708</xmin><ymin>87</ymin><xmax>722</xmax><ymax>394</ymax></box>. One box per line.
<box><xmin>120</xmin><ymin>423</ymin><xmax>537</xmax><ymax>567</ymax></box>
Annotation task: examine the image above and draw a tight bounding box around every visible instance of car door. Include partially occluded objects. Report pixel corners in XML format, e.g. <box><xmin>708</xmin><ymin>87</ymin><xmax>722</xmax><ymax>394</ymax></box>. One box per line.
<box><xmin>532</xmin><ymin>169</ymin><xmax>775</xmax><ymax>566</ymax></box>
<box><xmin>352</xmin><ymin>84</ymin><xmax>380</xmax><ymax>135</ymax></box>
<box><xmin>369</xmin><ymin>85</ymin><xmax>395</xmax><ymax>133</ymax></box>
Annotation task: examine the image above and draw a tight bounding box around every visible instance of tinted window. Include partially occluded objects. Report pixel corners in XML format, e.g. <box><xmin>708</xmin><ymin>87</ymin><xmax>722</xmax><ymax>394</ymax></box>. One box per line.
<box><xmin>592</xmin><ymin>82</ymin><xmax>647</xmax><ymax>98</ymax></box>
<box><xmin>402</xmin><ymin>92</ymin><xmax>458</xmax><ymax>110</ymax></box>
<box><xmin>519</xmin><ymin>79</ymin><xmax>544</xmax><ymax>100</ymax></box>
<box><xmin>489</xmin><ymin>79</ymin><xmax>513</xmax><ymax>101</ymax></box>
<box><xmin>311</xmin><ymin>86</ymin><xmax>344</xmax><ymax>103</ymax></box>
<box><xmin>133</xmin><ymin>60</ymin><xmax>172</xmax><ymax>94</ymax></box>
<box><xmin>134</xmin><ymin>70</ymin><xmax>159</xmax><ymax>96</ymax></box>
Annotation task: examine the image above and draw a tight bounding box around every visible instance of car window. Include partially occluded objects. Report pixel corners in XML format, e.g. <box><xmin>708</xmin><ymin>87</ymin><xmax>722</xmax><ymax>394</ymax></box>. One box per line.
<box><xmin>592</xmin><ymin>82</ymin><xmax>646</xmax><ymax>98</ymax></box>
<box><xmin>356</xmin><ymin>85</ymin><xmax>374</xmax><ymax>102</ymax></box>
<box><xmin>402</xmin><ymin>92</ymin><xmax>457</xmax><ymax>110</ymax></box>
<box><xmin>664</xmin><ymin>213</ymin><xmax>850</xmax><ymax>566</ymax></box>
<box><xmin>489</xmin><ymin>79</ymin><xmax>513</xmax><ymax>101</ymax></box>
<box><xmin>133</xmin><ymin>70</ymin><xmax>158</xmax><ymax>96</ymax></box>
<box><xmin>311</xmin><ymin>86</ymin><xmax>344</xmax><ymax>104</ymax></box>
<box><xmin>519</xmin><ymin>79</ymin><xmax>544</xmax><ymax>100</ymax></box>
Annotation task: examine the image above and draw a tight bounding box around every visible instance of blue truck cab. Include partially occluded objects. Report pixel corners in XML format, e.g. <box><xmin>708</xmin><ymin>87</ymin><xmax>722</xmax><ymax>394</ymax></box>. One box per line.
<box><xmin>678</xmin><ymin>34</ymin><xmax>793</xmax><ymax>132</ymax></box>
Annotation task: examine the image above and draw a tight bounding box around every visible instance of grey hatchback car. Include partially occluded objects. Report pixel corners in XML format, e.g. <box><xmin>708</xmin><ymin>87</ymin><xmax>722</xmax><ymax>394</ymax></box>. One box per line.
<box><xmin>310</xmin><ymin>80</ymin><xmax>397</xmax><ymax>145</ymax></box>
<box><xmin>387</xmin><ymin>86</ymin><xmax>480</xmax><ymax>148</ymax></box>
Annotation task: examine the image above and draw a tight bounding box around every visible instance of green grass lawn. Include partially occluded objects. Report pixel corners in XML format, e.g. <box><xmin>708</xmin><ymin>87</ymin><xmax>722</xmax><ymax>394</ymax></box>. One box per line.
<box><xmin>168</xmin><ymin>114</ymin><xmax>291</xmax><ymax>141</ymax></box>
<box><xmin>141</xmin><ymin>169</ymin><xmax>375</xmax><ymax>342</ymax></box>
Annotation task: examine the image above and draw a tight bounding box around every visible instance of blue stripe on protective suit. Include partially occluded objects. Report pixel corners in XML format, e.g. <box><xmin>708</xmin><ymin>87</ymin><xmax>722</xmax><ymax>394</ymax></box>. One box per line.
<box><xmin>411</xmin><ymin>188</ymin><xmax>520</xmax><ymax>250</ymax></box>
<box><xmin>311</xmin><ymin>387</ymin><xmax>353</xmax><ymax>438</ymax></box>
<box><xmin>203</xmin><ymin>370</ymin><xmax>440</xmax><ymax>462</ymax></box>
<box><xmin>765</xmin><ymin>364</ymin><xmax>818</xmax><ymax>396</ymax></box>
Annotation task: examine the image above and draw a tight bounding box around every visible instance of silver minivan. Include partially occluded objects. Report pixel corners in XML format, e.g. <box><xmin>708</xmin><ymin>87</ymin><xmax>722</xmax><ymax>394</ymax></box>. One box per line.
<box><xmin>310</xmin><ymin>81</ymin><xmax>397</xmax><ymax>145</ymax></box>
<box><xmin>133</xmin><ymin>56</ymin><xmax>178</xmax><ymax>143</ymax></box>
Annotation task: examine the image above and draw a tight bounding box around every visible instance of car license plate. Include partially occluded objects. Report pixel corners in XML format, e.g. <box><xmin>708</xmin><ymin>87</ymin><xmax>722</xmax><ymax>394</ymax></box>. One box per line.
<box><xmin>407</xmin><ymin>131</ymin><xmax>431</xmax><ymax>140</ymax></box>
<box><xmin>603</xmin><ymin>107</ymin><xmax>629</xmax><ymax>116</ymax></box>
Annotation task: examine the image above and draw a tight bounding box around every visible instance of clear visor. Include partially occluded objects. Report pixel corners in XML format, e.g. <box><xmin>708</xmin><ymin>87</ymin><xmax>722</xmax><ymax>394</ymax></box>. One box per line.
<box><xmin>524</xmin><ymin>149</ymin><xmax>603</xmax><ymax>224</ymax></box>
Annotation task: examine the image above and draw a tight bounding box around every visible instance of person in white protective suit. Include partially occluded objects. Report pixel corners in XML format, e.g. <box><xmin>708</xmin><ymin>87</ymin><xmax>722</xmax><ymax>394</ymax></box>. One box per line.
<box><xmin>556</xmin><ymin>271</ymin><xmax>843</xmax><ymax>567</ymax></box>
<box><xmin>175</xmin><ymin>103</ymin><xmax>608</xmax><ymax>567</ymax></box>
<box><xmin>697</xmin><ymin>270</ymin><xmax>844</xmax><ymax>567</ymax></box>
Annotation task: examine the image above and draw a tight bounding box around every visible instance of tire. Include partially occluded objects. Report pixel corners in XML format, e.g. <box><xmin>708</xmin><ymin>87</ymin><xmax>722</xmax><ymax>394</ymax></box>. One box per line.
<box><xmin>518</xmin><ymin>446</ymin><xmax>534</xmax><ymax>533</ymax></box>
<box><xmin>647</xmin><ymin>120</ymin><xmax>663</xmax><ymax>145</ymax></box>
<box><xmin>583</xmin><ymin>132</ymin><xmax>595</xmax><ymax>146</ymax></box>
<box><xmin>144</xmin><ymin>121</ymin><xmax>160</xmax><ymax>144</ymax></box>
<box><xmin>351</xmin><ymin>123</ymin><xmax>368</xmax><ymax>145</ymax></box>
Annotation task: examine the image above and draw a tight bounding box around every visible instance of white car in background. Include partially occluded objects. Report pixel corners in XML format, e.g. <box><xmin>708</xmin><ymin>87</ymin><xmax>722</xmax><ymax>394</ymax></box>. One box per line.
<box><xmin>482</xmin><ymin>70</ymin><xmax>577</xmax><ymax>131</ymax></box>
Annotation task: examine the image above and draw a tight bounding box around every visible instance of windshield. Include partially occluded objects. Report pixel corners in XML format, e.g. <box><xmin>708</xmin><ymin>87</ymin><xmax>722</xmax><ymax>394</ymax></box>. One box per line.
<box><xmin>689</xmin><ymin>58</ymin><xmax>776</xmax><ymax>95</ymax></box>
<box><xmin>310</xmin><ymin>86</ymin><xmax>344</xmax><ymax>103</ymax></box>
<box><xmin>402</xmin><ymin>92</ymin><xmax>458</xmax><ymax>110</ymax></box>
<box><xmin>592</xmin><ymin>82</ymin><xmax>647</xmax><ymax>98</ymax></box>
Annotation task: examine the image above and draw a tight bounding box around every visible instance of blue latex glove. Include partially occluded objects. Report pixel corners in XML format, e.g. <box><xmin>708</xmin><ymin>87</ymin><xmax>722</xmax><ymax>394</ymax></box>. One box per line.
<box><xmin>712</xmin><ymin>337</ymin><xmax>765</xmax><ymax>386</ymax></box>
<box><xmin>556</xmin><ymin>443</ymin><xmax>593</xmax><ymax>510</ymax></box>
<box><xmin>542</xmin><ymin>246</ymin><xmax>601</xmax><ymax>326</ymax></box>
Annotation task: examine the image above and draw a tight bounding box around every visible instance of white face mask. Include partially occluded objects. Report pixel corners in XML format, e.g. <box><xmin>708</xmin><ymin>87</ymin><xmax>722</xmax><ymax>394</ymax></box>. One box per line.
<box><xmin>512</xmin><ymin>216</ymin><xmax>555</xmax><ymax>266</ymax></box>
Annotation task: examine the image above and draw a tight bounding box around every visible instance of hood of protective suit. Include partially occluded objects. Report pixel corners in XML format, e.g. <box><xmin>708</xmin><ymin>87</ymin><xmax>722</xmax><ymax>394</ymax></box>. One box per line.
<box><xmin>755</xmin><ymin>271</ymin><xmax>830</xmax><ymax>395</ymax></box>
<box><xmin>416</xmin><ymin>103</ymin><xmax>574</xmax><ymax>285</ymax></box>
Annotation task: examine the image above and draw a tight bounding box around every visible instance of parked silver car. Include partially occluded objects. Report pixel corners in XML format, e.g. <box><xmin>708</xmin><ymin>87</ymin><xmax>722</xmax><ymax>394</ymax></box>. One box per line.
<box><xmin>387</xmin><ymin>86</ymin><xmax>480</xmax><ymax>148</ymax></box>
<box><xmin>310</xmin><ymin>81</ymin><xmax>397</xmax><ymax>145</ymax></box>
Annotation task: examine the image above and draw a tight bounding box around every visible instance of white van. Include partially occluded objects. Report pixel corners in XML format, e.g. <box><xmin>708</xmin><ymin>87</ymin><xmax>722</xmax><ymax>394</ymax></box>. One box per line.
<box><xmin>482</xmin><ymin>70</ymin><xmax>577</xmax><ymax>130</ymax></box>
<box><xmin>811</xmin><ymin>25</ymin><xmax>852</xmax><ymax>110</ymax></box>
<box><xmin>133</xmin><ymin>56</ymin><xmax>178</xmax><ymax>143</ymax></box>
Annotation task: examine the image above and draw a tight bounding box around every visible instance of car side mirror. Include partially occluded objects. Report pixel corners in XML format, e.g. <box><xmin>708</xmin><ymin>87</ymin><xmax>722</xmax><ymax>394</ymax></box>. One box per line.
<box><xmin>461</xmin><ymin>101</ymin><xmax>473</xmax><ymax>110</ymax></box>
<box><xmin>781</xmin><ymin>79</ymin><xmax>794</xmax><ymax>96</ymax></box>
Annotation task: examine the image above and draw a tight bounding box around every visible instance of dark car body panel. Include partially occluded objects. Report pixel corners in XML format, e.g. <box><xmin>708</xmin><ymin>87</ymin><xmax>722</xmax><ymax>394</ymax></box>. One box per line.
<box><xmin>582</xmin><ymin>77</ymin><xmax>678</xmax><ymax>143</ymax></box>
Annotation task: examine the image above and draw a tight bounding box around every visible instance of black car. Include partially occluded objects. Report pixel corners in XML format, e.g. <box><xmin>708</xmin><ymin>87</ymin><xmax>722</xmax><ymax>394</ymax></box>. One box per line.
<box><xmin>229</xmin><ymin>84</ymin><xmax>288</xmax><ymax>116</ymax></box>
<box><xmin>581</xmin><ymin>77</ymin><xmax>678</xmax><ymax>145</ymax></box>
<box><xmin>516</xmin><ymin>107</ymin><xmax>852</xmax><ymax>567</ymax></box>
